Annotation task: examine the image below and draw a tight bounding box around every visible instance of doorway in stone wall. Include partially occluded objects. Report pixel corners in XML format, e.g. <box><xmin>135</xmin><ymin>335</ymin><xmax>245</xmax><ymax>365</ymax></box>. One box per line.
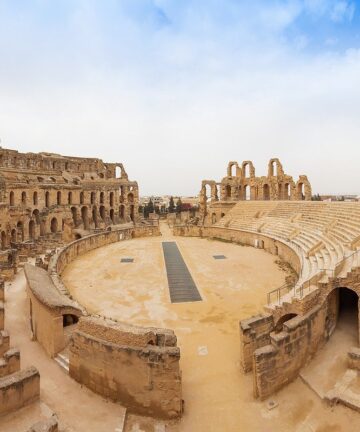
<box><xmin>326</xmin><ymin>287</ymin><xmax>358</xmax><ymax>343</ymax></box>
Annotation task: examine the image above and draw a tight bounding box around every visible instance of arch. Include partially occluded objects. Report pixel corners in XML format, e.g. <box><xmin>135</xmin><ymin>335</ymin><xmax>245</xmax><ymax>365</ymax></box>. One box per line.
<box><xmin>243</xmin><ymin>163</ymin><xmax>250</xmax><ymax>178</ymax></box>
<box><xmin>130</xmin><ymin>205</ymin><xmax>135</xmax><ymax>222</ymax></box>
<box><xmin>244</xmin><ymin>185</ymin><xmax>251</xmax><ymax>201</ymax></box>
<box><xmin>17</xmin><ymin>221</ymin><xmax>24</xmax><ymax>242</ymax></box>
<box><xmin>100</xmin><ymin>192</ymin><xmax>104</xmax><ymax>204</ymax></box>
<box><xmin>92</xmin><ymin>206</ymin><xmax>98</xmax><ymax>228</ymax></box>
<box><xmin>68</xmin><ymin>191</ymin><xmax>73</xmax><ymax>205</ymax></box>
<box><xmin>128</xmin><ymin>193</ymin><xmax>134</xmax><ymax>203</ymax></box>
<box><xmin>80</xmin><ymin>191</ymin><xmax>84</xmax><ymax>205</ymax></box>
<box><xmin>110</xmin><ymin>192</ymin><xmax>114</xmax><ymax>207</ymax></box>
<box><xmin>57</xmin><ymin>191</ymin><xmax>62</xmax><ymax>205</ymax></box>
<box><xmin>63</xmin><ymin>314</ymin><xmax>79</xmax><ymax>327</ymax></box>
<box><xmin>81</xmin><ymin>206</ymin><xmax>89</xmax><ymax>230</ymax></box>
<box><xmin>326</xmin><ymin>287</ymin><xmax>359</xmax><ymax>342</ymax></box>
<box><xmin>284</xmin><ymin>183</ymin><xmax>290</xmax><ymax>200</ymax></box>
<box><xmin>100</xmin><ymin>205</ymin><xmax>106</xmax><ymax>220</ymax></box>
<box><xmin>10</xmin><ymin>229</ymin><xmax>16</xmax><ymax>243</ymax></box>
<box><xmin>21</xmin><ymin>191</ymin><xmax>27</xmax><ymax>205</ymax></box>
<box><xmin>71</xmin><ymin>207</ymin><xmax>77</xmax><ymax>226</ymax></box>
<box><xmin>263</xmin><ymin>184</ymin><xmax>270</xmax><ymax>200</ymax></box>
<box><xmin>203</xmin><ymin>184</ymin><xmax>212</xmax><ymax>202</ymax></box>
<box><xmin>211</xmin><ymin>213</ymin><xmax>217</xmax><ymax>224</ymax></box>
<box><xmin>29</xmin><ymin>220</ymin><xmax>36</xmax><ymax>240</ymax></box>
<box><xmin>297</xmin><ymin>183</ymin><xmax>305</xmax><ymax>200</ymax></box>
<box><xmin>225</xmin><ymin>185</ymin><xmax>231</xmax><ymax>199</ymax></box>
<box><xmin>9</xmin><ymin>191</ymin><xmax>14</xmax><ymax>206</ymax></box>
<box><xmin>91</xmin><ymin>192</ymin><xmax>96</xmax><ymax>205</ymax></box>
<box><xmin>120</xmin><ymin>205</ymin><xmax>125</xmax><ymax>220</ymax></box>
<box><xmin>33</xmin><ymin>191</ymin><xmax>38</xmax><ymax>205</ymax></box>
<box><xmin>32</xmin><ymin>209</ymin><xmax>40</xmax><ymax>225</ymax></box>
<box><xmin>110</xmin><ymin>208</ymin><xmax>115</xmax><ymax>224</ymax></box>
<box><xmin>275</xmin><ymin>313</ymin><xmax>298</xmax><ymax>333</ymax></box>
<box><xmin>50</xmin><ymin>217</ymin><xmax>58</xmax><ymax>233</ymax></box>
<box><xmin>115</xmin><ymin>166</ymin><xmax>121</xmax><ymax>178</ymax></box>
<box><xmin>1</xmin><ymin>231</ymin><xmax>6</xmax><ymax>250</ymax></box>
<box><xmin>45</xmin><ymin>191</ymin><xmax>50</xmax><ymax>207</ymax></box>
<box><xmin>227</xmin><ymin>162</ymin><xmax>239</xmax><ymax>177</ymax></box>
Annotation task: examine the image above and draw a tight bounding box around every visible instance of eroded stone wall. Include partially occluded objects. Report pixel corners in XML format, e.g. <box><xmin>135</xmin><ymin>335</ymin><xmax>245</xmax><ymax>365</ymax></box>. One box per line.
<box><xmin>70</xmin><ymin>317</ymin><xmax>183</xmax><ymax>419</ymax></box>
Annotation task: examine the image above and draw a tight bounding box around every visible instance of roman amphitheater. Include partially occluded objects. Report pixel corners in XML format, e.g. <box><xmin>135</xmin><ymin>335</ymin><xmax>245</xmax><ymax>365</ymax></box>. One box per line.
<box><xmin>1</xmin><ymin>149</ymin><xmax>360</xmax><ymax>432</ymax></box>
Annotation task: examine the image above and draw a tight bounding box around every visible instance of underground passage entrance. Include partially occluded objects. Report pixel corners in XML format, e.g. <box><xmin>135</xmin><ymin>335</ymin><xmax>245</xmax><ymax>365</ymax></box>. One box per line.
<box><xmin>327</xmin><ymin>287</ymin><xmax>359</xmax><ymax>343</ymax></box>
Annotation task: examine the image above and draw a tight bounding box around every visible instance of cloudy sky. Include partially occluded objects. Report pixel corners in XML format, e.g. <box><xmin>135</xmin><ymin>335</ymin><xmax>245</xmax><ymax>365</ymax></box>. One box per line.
<box><xmin>0</xmin><ymin>1</ymin><xmax>360</xmax><ymax>195</ymax></box>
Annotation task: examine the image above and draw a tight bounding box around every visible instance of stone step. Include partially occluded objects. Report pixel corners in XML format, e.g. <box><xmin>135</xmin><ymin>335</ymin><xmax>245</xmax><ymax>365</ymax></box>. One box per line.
<box><xmin>54</xmin><ymin>353</ymin><xmax>69</xmax><ymax>373</ymax></box>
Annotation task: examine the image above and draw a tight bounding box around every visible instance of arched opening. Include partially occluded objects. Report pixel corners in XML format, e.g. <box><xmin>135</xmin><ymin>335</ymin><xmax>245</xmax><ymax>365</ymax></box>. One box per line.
<box><xmin>211</xmin><ymin>213</ymin><xmax>217</xmax><ymax>224</ymax></box>
<box><xmin>63</xmin><ymin>314</ymin><xmax>79</xmax><ymax>327</ymax></box>
<box><xmin>80</xmin><ymin>192</ymin><xmax>84</xmax><ymax>205</ymax></box>
<box><xmin>71</xmin><ymin>207</ymin><xmax>77</xmax><ymax>226</ymax></box>
<box><xmin>275</xmin><ymin>313</ymin><xmax>298</xmax><ymax>333</ymax></box>
<box><xmin>17</xmin><ymin>221</ymin><xmax>24</xmax><ymax>242</ymax></box>
<box><xmin>263</xmin><ymin>184</ymin><xmax>270</xmax><ymax>200</ymax></box>
<box><xmin>230</xmin><ymin>163</ymin><xmax>236</xmax><ymax>177</ymax></box>
<box><xmin>75</xmin><ymin>233</ymin><xmax>82</xmax><ymax>240</ymax></box>
<box><xmin>100</xmin><ymin>206</ymin><xmax>106</xmax><ymax>221</ymax></box>
<box><xmin>32</xmin><ymin>209</ymin><xmax>40</xmax><ymax>225</ymax></box>
<box><xmin>244</xmin><ymin>163</ymin><xmax>250</xmax><ymax>178</ymax></box>
<box><xmin>226</xmin><ymin>185</ymin><xmax>231</xmax><ymax>199</ymax></box>
<box><xmin>130</xmin><ymin>205</ymin><xmax>135</xmax><ymax>222</ymax></box>
<box><xmin>57</xmin><ymin>191</ymin><xmax>61</xmax><ymax>205</ymax></box>
<box><xmin>110</xmin><ymin>192</ymin><xmax>114</xmax><ymax>207</ymax></box>
<box><xmin>203</xmin><ymin>184</ymin><xmax>212</xmax><ymax>202</ymax></box>
<box><xmin>45</xmin><ymin>191</ymin><xmax>50</xmax><ymax>207</ymax></box>
<box><xmin>68</xmin><ymin>192</ymin><xmax>73</xmax><ymax>205</ymax></box>
<box><xmin>128</xmin><ymin>193</ymin><xmax>134</xmax><ymax>203</ymax></box>
<box><xmin>50</xmin><ymin>217</ymin><xmax>58</xmax><ymax>233</ymax></box>
<box><xmin>29</xmin><ymin>220</ymin><xmax>36</xmax><ymax>240</ymax></box>
<box><xmin>1</xmin><ymin>231</ymin><xmax>6</xmax><ymax>250</ymax></box>
<box><xmin>115</xmin><ymin>166</ymin><xmax>121</xmax><ymax>178</ymax></box>
<box><xmin>9</xmin><ymin>191</ymin><xmax>14</xmax><ymax>206</ymax></box>
<box><xmin>298</xmin><ymin>183</ymin><xmax>305</xmax><ymax>200</ymax></box>
<box><xmin>271</xmin><ymin>161</ymin><xmax>278</xmax><ymax>177</ymax></box>
<box><xmin>33</xmin><ymin>191</ymin><xmax>38</xmax><ymax>205</ymax></box>
<box><xmin>326</xmin><ymin>287</ymin><xmax>359</xmax><ymax>344</ymax></box>
<box><xmin>120</xmin><ymin>205</ymin><xmax>125</xmax><ymax>221</ymax></box>
<box><xmin>92</xmin><ymin>207</ymin><xmax>98</xmax><ymax>228</ymax></box>
<box><xmin>110</xmin><ymin>208</ymin><xmax>115</xmax><ymax>224</ymax></box>
<box><xmin>91</xmin><ymin>192</ymin><xmax>96</xmax><ymax>204</ymax></box>
<box><xmin>11</xmin><ymin>229</ymin><xmax>16</xmax><ymax>243</ymax></box>
<box><xmin>21</xmin><ymin>191</ymin><xmax>27</xmax><ymax>205</ymax></box>
<box><xmin>284</xmin><ymin>183</ymin><xmax>290</xmax><ymax>200</ymax></box>
<box><xmin>244</xmin><ymin>185</ymin><xmax>251</xmax><ymax>201</ymax></box>
<box><xmin>100</xmin><ymin>192</ymin><xmax>104</xmax><ymax>204</ymax></box>
<box><xmin>81</xmin><ymin>206</ymin><xmax>89</xmax><ymax>230</ymax></box>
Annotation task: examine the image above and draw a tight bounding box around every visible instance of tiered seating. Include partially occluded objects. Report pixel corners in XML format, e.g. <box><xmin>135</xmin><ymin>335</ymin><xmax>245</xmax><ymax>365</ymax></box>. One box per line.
<box><xmin>214</xmin><ymin>201</ymin><xmax>360</xmax><ymax>291</ymax></box>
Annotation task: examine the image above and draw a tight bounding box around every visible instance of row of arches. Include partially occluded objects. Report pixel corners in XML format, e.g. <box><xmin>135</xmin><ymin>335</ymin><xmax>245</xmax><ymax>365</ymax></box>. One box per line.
<box><xmin>223</xmin><ymin>182</ymin><xmax>307</xmax><ymax>201</ymax></box>
<box><xmin>8</xmin><ymin>190</ymin><xmax>136</xmax><ymax>208</ymax></box>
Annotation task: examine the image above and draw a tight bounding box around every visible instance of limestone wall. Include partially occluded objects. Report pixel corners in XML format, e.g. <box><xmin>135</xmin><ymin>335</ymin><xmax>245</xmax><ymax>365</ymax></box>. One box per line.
<box><xmin>70</xmin><ymin>317</ymin><xmax>182</xmax><ymax>419</ymax></box>
<box><xmin>0</xmin><ymin>366</ymin><xmax>40</xmax><ymax>416</ymax></box>
<box><xmin>173</xmin><ymin>225</ymin><xmax>301</xmax><ymax>275</ymax></box>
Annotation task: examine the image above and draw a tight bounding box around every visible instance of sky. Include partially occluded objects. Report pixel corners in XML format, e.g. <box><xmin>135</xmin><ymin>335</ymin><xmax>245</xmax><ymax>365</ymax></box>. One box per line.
<box><xmin>1</xmin><ymin>0</ymin><xmax>360</xmax><ymax>196</ymax></box>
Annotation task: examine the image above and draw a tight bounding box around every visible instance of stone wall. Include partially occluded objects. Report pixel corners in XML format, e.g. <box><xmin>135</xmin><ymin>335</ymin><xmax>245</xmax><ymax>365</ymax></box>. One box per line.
<box><xmin>173</xmin><ymin>225</ymin><xmax>301</xmax><ymax>275</ymax></box>
<box><xmin>70</xmin><ymin>317</ymin><xmax>183</xmax><ymax>419</ymax></box>
<box><xmin>0</xmin><ymin>366</ymin><xmax>40</xmax><ymax>416</ymax></box>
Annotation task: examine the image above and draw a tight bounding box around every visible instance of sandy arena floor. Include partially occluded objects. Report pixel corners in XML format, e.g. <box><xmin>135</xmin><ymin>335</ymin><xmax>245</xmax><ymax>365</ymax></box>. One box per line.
<box><xmin>59</xmin><ymin>223</ymin><xmax>360</xmax><ymax>432</ymax></box>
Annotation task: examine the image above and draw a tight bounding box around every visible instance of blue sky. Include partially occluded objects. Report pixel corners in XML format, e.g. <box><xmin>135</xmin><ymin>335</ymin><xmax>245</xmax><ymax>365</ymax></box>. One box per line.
<box><xmin>1</xmin><ymin>0</ymin><xmax>360</xmax><ymax>195</ymax></box>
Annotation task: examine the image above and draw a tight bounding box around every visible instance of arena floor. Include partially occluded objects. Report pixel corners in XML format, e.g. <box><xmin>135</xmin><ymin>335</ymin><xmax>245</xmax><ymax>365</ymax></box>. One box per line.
<box><xmin>60</xmin><ymin>223</ymin><xmax>360</xmax><ymax>432</ymax></box>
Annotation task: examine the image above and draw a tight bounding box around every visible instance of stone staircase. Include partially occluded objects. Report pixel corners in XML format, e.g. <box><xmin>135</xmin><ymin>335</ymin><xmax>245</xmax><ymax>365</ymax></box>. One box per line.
<box><xmin>54</xmin><ymin>353</ymin><xmax>69</xmax><ymax>374</ymax></box>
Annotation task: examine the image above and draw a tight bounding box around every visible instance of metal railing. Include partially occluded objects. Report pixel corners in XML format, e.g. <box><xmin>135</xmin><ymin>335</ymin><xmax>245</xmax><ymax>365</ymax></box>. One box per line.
<box><xmin>267</xmin><ymin>246</ymin><xmax>360</xmax><ymax>306</ymax></box>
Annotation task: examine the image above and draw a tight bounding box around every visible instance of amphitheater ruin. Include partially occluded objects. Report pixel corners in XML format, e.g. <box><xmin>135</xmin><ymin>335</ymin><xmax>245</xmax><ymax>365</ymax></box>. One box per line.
<box><xmin>2</xmin><ymin>150</ymin><xmax>360</xmax><ymax>431</ymax></box>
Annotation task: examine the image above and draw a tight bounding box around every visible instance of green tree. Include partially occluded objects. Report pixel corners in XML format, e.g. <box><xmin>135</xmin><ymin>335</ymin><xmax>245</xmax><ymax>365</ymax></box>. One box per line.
<box><xmin>147</xmin><ymin>198</ymin><xmax>154</xmax><ymax>214</ymax></box>
<box><xmin>168</xmin><ymin>196</ymin><xmax>175</xmax><ymax>213</ymax></box>
<box><xmin>176</xmin><ymin>198</ymin><xmax>183</xmax><ymax>214</ymax></box>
